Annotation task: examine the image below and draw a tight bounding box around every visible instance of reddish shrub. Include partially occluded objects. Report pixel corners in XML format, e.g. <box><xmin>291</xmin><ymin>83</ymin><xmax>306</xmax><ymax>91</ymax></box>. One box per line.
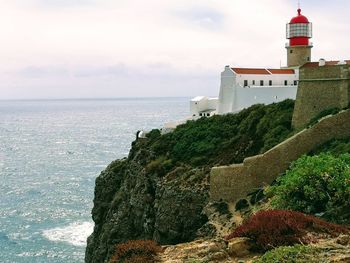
<box><xmin>226</xmin><ymin>210</ymin><xmax>349</xmax><ymax>251</ymax></box>
<box><xmin>109</xmin><ymin>240</ymin><xmax>162</xmax><ymax>263</ymax></box>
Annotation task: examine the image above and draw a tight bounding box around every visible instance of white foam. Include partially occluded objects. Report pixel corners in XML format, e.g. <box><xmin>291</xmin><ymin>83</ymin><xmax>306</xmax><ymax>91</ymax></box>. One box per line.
<box><xmin>42</xmin><ymin>221</ymin><xmax>94</xmax><ymax>247</ymax></box>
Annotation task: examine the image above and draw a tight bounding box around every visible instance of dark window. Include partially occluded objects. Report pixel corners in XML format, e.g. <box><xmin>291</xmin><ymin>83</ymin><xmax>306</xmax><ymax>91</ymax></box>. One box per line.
<box><xmin>199</xmin><ymin>113</ymin><xmax>202</xmax><ymax>117</ymax></box>
<box><xmin>252</xmin><ymin>80</ymin><xmax>255</xmax><ymax>85</ymax></box>
<box><xmin>207</xmin><ymin>113</ymin><xmax>210</xmax><ymax>117</ymax></box>
<box><xmin>260</xmin><ymin>80</ymin><xmax>264</xmax><ymax>86</ymax></box>
<box><xmin>294</xmin><ymin>80</ymin><xmax>298</xmax><ymax>85</ymax></box>
<box><xmin>193</xmin><ymin>114</ymin><xmax>196</xmax><ymax>117</ymax></box>
<box><xmin>244</xmin><ymin>80</ymin><xmax>248</xmax><ymax>87</ymax></box>
<box><xmin>290</xmin><ymin>50</ymin><xmax>293</xmax><ymax>54</ymax></box>
<box><xmin>307</xmin><ymin>57</ymin><xmax>310</xmax><ymax>61</ymax></box>
<box><xmin>269</xmin><ymin>80</ymin><xmax>272</xmax><ymax>86</ymax></box>
<box><xmin>284</xmin><ymin>80</ymin><xmax>288</xmax><ymax>86</ymax></box>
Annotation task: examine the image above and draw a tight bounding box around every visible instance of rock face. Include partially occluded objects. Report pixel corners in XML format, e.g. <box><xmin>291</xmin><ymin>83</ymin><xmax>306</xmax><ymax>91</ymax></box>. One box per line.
<box><xmin>85</xmin><ymin>140</ymin><xmax>210</xmax><ymax>263</ymax></box>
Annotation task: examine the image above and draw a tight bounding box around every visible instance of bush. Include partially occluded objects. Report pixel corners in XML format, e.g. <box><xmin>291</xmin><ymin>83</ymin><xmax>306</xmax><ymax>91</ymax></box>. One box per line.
<box><xmin>145</xmin><ymin>157</ymin><xmax>173</xmax><ymax>176</ymax></box>
<box><xmin>254</xmin><ymin>245</ymin><xmax>320</xmax><ymax>263</ymax></box>
<box><xmin>148</xmin><ymin>99</ymin><xmax>295</xmax><ymax>167</ymax></box>
<box><xmin>226</xmin><ymin>210</ymin><xmax>349</xmax><ymax>252</ymax></box>
<box><xmin>308</xmin><ymin>107</ymin><xmax>340</xmax><ymax>127</ymax></box>
<box><xmin>267</xmin><ymin>153</ymin><xmax>350</xmax><ymax>223</ymax></box>
<box><xmin>311</xmin><ymin>137</ymin><xmax>350</xmax><ymax>157</ymax></box>
<box><xmin>109</xmin><ymin>240</ymin><xmax>162</xmax><ymax>263</ymax></box>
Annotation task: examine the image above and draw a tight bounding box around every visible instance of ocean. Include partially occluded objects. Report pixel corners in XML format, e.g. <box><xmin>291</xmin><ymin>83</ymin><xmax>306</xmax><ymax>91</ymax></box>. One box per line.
<box><xmin>0</xmin><ymin>98</ymin><xmax>189</xmax><ymax>263</ymax></box>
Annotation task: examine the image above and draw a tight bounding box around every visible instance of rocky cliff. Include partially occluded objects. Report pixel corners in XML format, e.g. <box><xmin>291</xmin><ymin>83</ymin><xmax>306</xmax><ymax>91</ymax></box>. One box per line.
<box><xmin>85</xmin><ymin>142</ymin><xmax>210</xmax><ymax>263</ymax></box>
<box><xmin>85</xmin><ymin>100</ymin><xmax>296</xmax><ymax>263</ymax></box>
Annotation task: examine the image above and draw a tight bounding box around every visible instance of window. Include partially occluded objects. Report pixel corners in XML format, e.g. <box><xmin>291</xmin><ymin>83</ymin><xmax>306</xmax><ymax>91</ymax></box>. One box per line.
<box><xmin>290</xmin><ymin>50</ymin><xmax>293</xmax><ymax>54</ymax></box>
<box><xmin>307</xmin><ymin>57</ymin><xmax>310</xmax><ymax>61</ymax></box>
<box><xmin>207</xmin><ymin>113</ymin><xmax>210</xmax><ymax>117</ymax></box>
<box><xmin>193</xmin><ymin>114</ymin><xmax>196</xmax><ymax>117</ymax></box>
<box><xmin>244</xmin><ymin>80</ymin><xmax>248</xmax><ymax>87</ymax></box>
<box><xmin>199</xmin><ymin>113</ymin><xmax>202</xmax><ymax>117</ymax></box>
<box><xmin>284</xmin><ymin>80</ymin><xmax>288</xmax><ymax>86</ymax></box>
<box><xmin>260</xmin><ymin>80</ymin><xmax>264</xmax><ymax>86</ymax></box>
<box><xmin>269</xmin><ymin>80</ymin><xmax>272</xmax><ymax>86</ymax></box>
<box><xmin>252</xmin><ymin>80</ymin><xmax>255</xmax><ymax>85</ymax></box>
<box><xmin>286</xmin><ymin>23</ymin><xmax>312</xmax><ymax>38</ymax></box>
<box><xmin>294</xmin><ymin>80</ymin><xmax>298</xmax><ymax>86</ymax></box>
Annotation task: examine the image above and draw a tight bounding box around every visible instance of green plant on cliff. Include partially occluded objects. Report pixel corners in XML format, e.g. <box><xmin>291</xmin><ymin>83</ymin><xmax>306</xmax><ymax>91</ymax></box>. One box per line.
<box><xmin>267</xmin><ymin>153</ymin><xmax>350</xmax><ymax>224</ymax></box>
<box><xmin>254</xmin><ymin>245</ymin><xmax>321</xmax><ymax>263</ymax></box>
<box><xmin>148</xmin><ymin>99</ymin><xmax>295</xmax><ymax>166</ymax></box>
<box><xmin>307</xmin><ymin>107</ymin><xmax>341</xmax><ymax>127</ymax></box>
<box><xmin>311</xmin><ymin>137</ymin><xmax>350</xmax><ymax>157</ymax></box>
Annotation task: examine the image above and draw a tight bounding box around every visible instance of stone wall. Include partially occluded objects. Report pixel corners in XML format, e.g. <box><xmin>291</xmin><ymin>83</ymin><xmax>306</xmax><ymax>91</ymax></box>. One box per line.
<box><xmin>286</xmin><ymin>45</ymin><xmax>312</xmax><ymax>68</ymax></box>
<box><xmin>210</xmin><ymin>110</ymin><xmax>350</xmax><ymax>202</ymax></box>
<box><xmin>292</xmin><ymin>65</ymin><xmax>350</xmax><ymax>129</ymax></box>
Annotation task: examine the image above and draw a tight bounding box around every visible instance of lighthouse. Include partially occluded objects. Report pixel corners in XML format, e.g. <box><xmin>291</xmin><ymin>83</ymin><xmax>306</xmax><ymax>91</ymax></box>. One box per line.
<box><xmin>286</xmin><ymin>8</ymin><xmax>313</xmax><ymax>67</ymax></box>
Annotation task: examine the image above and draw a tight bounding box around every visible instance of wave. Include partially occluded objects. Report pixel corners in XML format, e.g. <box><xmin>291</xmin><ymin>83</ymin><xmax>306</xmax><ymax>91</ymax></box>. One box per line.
<box><xmin>42</xmin><ymin>221</ymin><xmax>94</xmax><ymax>247</ymax></box>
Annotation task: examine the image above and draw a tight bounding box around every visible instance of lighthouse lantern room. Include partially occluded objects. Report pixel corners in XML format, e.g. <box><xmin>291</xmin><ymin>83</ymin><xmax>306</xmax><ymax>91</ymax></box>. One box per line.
<box><xmin>286</xmin><ymin>8</ymin><xmax>313</xmax><ymax>67</ymax></box>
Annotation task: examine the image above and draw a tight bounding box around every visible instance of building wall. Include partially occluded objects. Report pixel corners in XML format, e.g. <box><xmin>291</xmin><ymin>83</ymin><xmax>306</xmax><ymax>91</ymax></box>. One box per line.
<box><xmin>190</xmin><ymin>97</ymin><xmax>218</xmax><ymax>118</ymax></box>
<box><xmin>217</xmin><ymin>67</ymin><xmax>236</xmax><ymax>114</ymax></box>
<box><xmin>286</xmin><ymin>45</ymin><xmax>312</xmax><ymax>67</ymax></box>
<box><xmin>217</xmin><ymin>67</ymin><xmax>298</xmax><ymax>114</ymax></box>
<box><xmin>234</xmin><ymin>86</ymin><xmax>297</xmax><ymax>112</ymax></box>
<box><xmin>235</xmin><ymin>72</ymin><xmax>298</xmax><ymax>87</ymax></box>
<box><xmin>211</xmin><ymin>110</ymin><xmax>350</xmax><ymax>202</ymax></box>
<box><xmin>292</xmin><ymin>65</ymin><xmax>350</xmax><ymax>129</ymax></box>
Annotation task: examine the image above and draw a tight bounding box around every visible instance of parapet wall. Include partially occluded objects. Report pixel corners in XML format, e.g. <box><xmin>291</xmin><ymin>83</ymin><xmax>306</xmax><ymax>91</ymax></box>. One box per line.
<box><xmin>292</xmin><ymin>65</ymin><xmax>350</xmax><ymax>129</ymax></box>
<box><xmin>211</xmin><ymin>110</ymin><xmax>350</xmax><ymax>202</ymax></box>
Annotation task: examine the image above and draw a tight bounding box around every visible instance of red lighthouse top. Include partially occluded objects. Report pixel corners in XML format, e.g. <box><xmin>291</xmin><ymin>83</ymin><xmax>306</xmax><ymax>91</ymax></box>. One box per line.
<box><xmin>290</xmin><ymin>8</ymin><xmax>309</xmax><ymax>23</ymax></box>
<box><xmin>286</xmin><ymin>8</ymin><xmax>312</xmax><ymax>46</ymax></box>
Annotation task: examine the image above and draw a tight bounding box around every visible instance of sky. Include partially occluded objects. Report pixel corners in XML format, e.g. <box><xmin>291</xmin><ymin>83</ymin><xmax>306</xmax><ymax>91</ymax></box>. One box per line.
<box><xmin>0</xmin><ymin>0</ymin><xmax>349</xmax><ymax>99</ymax></box>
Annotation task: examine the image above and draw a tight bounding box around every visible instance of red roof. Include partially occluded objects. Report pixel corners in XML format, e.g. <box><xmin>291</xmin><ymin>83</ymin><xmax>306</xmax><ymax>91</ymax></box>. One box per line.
<box><xmin>268</xmin><ymin>69</ymin><xmax>295</xmax><ymax>74</ymax></box>
<box><xmin>290</xmin><ymin>9</ymin><xmax>309</xmax><ymax>23</ymax></box>
<box><xmin>232</xmin><ymin>68</ymin><xmax>295</xmax><ymax>75</ymax></box>
<box><xmin>302</xmin><ymin>60</ymin><xmax>350</xmax><ymax>68</ymax></box>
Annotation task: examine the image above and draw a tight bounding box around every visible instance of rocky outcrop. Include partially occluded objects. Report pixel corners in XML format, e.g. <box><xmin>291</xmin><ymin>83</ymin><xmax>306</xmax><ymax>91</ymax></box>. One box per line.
<box><xmin>85</xmin><ymin>140</ymin><xmax>210</xmax><ymax>263</ymax></box>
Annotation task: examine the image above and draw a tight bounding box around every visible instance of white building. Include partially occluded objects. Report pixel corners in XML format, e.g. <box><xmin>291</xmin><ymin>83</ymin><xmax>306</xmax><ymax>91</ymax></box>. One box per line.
<box><xmin>190</xmin><ymin>7</ymin><xmax>313</xmax><ymax>118</ymax></box>
<box><xmin>191</xmin><ymin>67</ymin><xmax>298</xmax><ymax>117</ymax></box>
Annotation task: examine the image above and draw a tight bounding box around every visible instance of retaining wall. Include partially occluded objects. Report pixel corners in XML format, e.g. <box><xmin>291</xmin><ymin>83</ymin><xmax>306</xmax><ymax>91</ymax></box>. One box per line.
<box><xmin>210</xmin><ymin>110</ymin><xmax>350</xmax><ymax>202</ymax></box>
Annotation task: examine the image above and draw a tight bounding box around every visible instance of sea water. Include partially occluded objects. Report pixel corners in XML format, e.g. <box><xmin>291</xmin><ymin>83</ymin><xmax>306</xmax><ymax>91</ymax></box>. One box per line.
<box><xmin>0</xmin><ymin>98</ymin><xmax>189</xmax><ymax>263</ymax></box>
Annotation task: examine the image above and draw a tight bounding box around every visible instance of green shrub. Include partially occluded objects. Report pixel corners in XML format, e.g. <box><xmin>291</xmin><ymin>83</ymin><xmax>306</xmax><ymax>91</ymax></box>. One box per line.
<box><xmin>308</xmin><ymin>107</ymin><xmax>340</xmax><ymax>127</ymax></box>
<box><xmin>254</xmin><ymin>245</ymin><xmax>320</xmax><ymax>263</ymax></box>
<box><xmin>267</xmin><ymin>153</ymin><xmax>350</xmax><ymax>223</ymax></box>
<box><xmin>145</xmin><ymin>157</ymin><xmax>173</xmax><ymax>176</ymax></box>
<box><xmin>311</xmin><ymin>137</ymin><xmax>350</xmax><ymax>157</ymax></box>
<box><xmin>148</xmin><ymin>99</ymin><xmax>295</xmax><ymax>167</ymax></box>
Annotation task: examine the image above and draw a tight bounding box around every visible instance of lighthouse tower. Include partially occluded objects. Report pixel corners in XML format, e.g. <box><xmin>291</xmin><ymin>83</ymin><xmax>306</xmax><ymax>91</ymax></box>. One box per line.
<box><xmin>286</xmin><ymin>8</ymin><xmax>313</xmax><ymax>67</ymax></box>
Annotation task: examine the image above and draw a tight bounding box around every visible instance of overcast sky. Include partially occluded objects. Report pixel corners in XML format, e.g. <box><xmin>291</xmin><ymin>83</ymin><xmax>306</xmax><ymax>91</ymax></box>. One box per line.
<box><xmin>0</xmin><ymin>0</ymin><xmax>349</xmax><ymax>99</ymax></box>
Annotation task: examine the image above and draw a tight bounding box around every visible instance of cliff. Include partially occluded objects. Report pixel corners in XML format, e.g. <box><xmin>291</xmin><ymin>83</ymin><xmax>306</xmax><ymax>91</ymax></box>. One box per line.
<box><xmin>85</xmin><ymin>100</ymin><xmax>296</xmax><ymax>263</ymax></box>
<box><xmin>85</xmin><ymin>146</ymin><xmax>210</xmax><ymax>263</ymax></box>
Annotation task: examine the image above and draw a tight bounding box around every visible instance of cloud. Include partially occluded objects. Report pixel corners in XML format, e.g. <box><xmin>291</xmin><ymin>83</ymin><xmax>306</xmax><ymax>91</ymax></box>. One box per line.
<box><xmin>0</xmin><ymin>0</ymin><xmax>349</xmax><ymax>99</ymax></box>
<box><xmin>174</xmin><ymin>7</ymin><xmax>225</xmax><ymax>30</ymax></box>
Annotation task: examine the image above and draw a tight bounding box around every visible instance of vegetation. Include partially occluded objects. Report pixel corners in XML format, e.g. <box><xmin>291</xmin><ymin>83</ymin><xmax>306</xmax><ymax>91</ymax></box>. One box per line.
<box><xmin>143</xmin><ymin>99</ymin><xmax>295</xmax><ymax>167</ymax></box>
<box><xmin>254</xmin><ymin>245</ymin><xmax>321</xmax><ymax>263</ymax></box>
<box><xmin>109</xmin><ymin>240</ymin><xmax>162</xmax><ymax>263</ymax></box>
<box><xmin>226</xmin><ymin>210</ymin><xmax>349</xmax><ymax>252</ymax></box>
<box><xmin>307</xmin><ymin>107</ymin><xmax>340</xmax><ymax>127</ymax></box>
<box><xmin>267</xmin><ymin>154</ymin><xmax>350</xmax><ymax>223</ymax></box>
<box><xmin>311</xmin><ymin>137</ymin><xmax>350</xmax><ymax>157</ymax></box>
